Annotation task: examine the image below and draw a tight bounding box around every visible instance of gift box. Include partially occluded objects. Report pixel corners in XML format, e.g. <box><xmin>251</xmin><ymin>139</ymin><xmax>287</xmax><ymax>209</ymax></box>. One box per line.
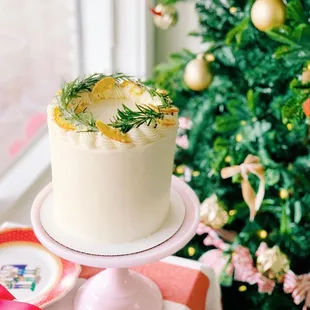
<box><xmin>0</xmin><ymin>222</ymin><xmax>221</xmax><ymax>310</ymax></box>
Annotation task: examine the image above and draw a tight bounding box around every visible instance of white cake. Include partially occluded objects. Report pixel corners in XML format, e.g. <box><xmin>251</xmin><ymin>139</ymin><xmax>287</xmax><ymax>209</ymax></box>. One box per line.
<box><xmin>47</xmin><ymin>74</ymin><xmax>178</xmax><ymax>244</ymax></box>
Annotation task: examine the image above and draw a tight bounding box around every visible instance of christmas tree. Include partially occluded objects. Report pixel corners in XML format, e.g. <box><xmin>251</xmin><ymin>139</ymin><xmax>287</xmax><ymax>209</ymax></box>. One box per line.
<box><xmin>150</xmin><ymin>0</ymin><xmax>310</xmax><ymax>309</ymax></box>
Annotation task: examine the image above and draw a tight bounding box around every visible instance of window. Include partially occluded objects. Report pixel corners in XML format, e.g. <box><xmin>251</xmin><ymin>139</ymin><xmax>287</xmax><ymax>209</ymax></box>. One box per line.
<box><xmin>0</xmin><ymin>0</ymin><xmax>154</xmax><ymax>215</ymax></box>
<box><xmin>0</xmin><ymin>0</ymin><xmax>79</xmax><ymax>176</ymax></box>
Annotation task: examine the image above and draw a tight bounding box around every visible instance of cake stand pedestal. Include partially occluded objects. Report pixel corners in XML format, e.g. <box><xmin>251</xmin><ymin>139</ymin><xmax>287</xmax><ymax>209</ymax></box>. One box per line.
<box><xmin>31</xmin><ymin>177</ymin><xmax>200</xmax><ymax>310</ymax></box>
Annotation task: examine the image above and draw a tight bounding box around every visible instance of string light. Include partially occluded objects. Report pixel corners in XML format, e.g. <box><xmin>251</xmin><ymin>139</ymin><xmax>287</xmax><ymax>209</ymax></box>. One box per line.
<box><xmin>287</xmin><ymin>123</ymin><xmax>293</xmax><ymax>131</ymax></box>
<box><xmin>229</xmin><ymin>210</ymin><xmax>237</xmax><ymax>216</ymax></box>
<box><xmin>176</xmin><ymin>165</ymin><xmax>185</xmax><ymax>174</ymax></box>
<box><xmin>236</xmin><ymin>134</ymin><xmax>243</xmax><ymax>142</ymax></box>
<box><xmin>229</xmin><ymin>7</ymin><xmax>237</xmax><ymax>13</ymax></box>
<box><xmin>240</xmin><ymin>120</ymin><xmax>247</xmax><ymax>126</ymax></box>
<box><xmin>225</xmin><ymin>156</ymin><xmax>232</xmax><ymax>163</ymax></box>
<box><xmin>188</xmin><ymin>247</ymin><xmax>196</xmax><ymax>256</ymax></box>
<box><xmin>205</xmin><ymin>54</ymin><xmax>215</xmax><ymax>62</ymax></box>
<box><xmin>192</xmin><ymin>171</ymin><xmax>200</xmax><ymax>177</ymax></box>
<box><xmin>239</xmin><ymin>285</ymin><xmax>247</xmax><ymax>292</ymax></box>
<box><xmin>279</xmin><ymin>189</ymin><xmax>289</xmax><ymax>200</ymax></box>
<box><xmin>258</xmin><ymin>229</ymin><xmax>268</xmax><ymax>239</ymax></box>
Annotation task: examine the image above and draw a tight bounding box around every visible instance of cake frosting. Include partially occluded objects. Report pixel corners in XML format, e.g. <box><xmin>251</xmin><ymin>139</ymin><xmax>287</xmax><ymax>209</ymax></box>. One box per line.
<box><xmin>48</xmin><ymin>74</ymin><xmax>178</xmax><ymax>244</ymax></box>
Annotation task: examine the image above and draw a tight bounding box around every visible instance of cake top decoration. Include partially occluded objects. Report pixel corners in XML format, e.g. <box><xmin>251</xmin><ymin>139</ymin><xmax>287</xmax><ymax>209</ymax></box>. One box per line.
<box><xmin>52</xmin><ymin>73</ymin><xmax>178</xmax><ymax>139</ymax></box>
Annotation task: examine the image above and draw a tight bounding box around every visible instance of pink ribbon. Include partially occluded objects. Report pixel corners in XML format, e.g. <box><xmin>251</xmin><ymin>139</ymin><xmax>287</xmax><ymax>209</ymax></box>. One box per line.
<box><xmin>197</xmin><ymin>226</ymin><xmax>275</xmax><ymax>293</ymax></box>
<box><xmin>232</xmin><ymin>245</ymin><xmax>275</xmax><ymax>294</ymax></box>
<box><xmin>0</xmin><ymin>284</ymin><xmax>41</xmax><ymax>310</ymax></box>
<box><xmin>284</xmin><ymin>270</ymin><xmax>310</xmax><ymax>310</ymax></box>
<box><xmin>196</xmin><ymin>223</ymin><xmax>230</xmax><ymax>251</ymax></box>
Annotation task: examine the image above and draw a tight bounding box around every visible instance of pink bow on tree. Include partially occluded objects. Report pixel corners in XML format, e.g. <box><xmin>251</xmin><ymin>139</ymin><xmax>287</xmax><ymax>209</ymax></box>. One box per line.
<box><xmin>0</xmin><ymin>284</ymin><xmax>40</xmax><ymax>310</ymax></box>
<box><xmin>284</xmin><ymin>270</ymin><xmax>310</xmax><ymax>310</ymax></box>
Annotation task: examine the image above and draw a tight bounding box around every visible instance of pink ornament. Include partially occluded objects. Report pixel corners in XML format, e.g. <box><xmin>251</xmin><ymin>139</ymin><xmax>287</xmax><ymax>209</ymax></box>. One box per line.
<box><xmin>178</xmin><ymin>117</ymin><xmax>192</xmax><ymax>130</ymax></box>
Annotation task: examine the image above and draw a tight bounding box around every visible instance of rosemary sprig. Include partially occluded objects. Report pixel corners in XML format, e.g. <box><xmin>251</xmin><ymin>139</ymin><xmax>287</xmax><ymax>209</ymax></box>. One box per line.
<box><xmin>57</xmin><ymin>73</ymin><xmax>173</xmax><ymax>134</ymax></box>
<box><xmin>110</xmin><ymin>104</ymin><xmax>165</xmax><ymax>133</ymax></box>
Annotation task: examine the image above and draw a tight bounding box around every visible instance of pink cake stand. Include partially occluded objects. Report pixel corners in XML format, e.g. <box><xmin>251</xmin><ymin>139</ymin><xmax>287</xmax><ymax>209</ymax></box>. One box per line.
<box><xmin>31</xmin><ymin>176</ymin><xmax>200</xmax><ymax>310</ymax></box>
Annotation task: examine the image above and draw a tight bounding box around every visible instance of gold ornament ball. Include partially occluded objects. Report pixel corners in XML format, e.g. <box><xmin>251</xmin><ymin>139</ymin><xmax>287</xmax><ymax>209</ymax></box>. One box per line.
<box><xmin>153</xmin><ymin>4</ymin><xmax>178</xmax><ymax>30</ymax></box>
<box><xmin>184</xmin><ymin>54</ymin><xmax>213</xmax><ymax>91</ymax></box>
<box><xmin>302</xmin><ymin>69</ymin><xmax>310</xmax><ymax>84</ymax></box>
<box><xmin>256</xmin><ymin>246</ymin><xmax>290</xmax><ymax>281</ymax></box>
<box><xmin>251</xmin><ymin>0</ymin><xmax>286</xmax><ymax>32</ymax></box>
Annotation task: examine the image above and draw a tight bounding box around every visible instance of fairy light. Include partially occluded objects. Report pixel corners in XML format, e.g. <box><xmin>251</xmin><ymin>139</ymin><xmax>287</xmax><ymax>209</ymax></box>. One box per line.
<box><xmin>239</xmin><ymin>285</ymin><xmax>247</xmax><ymax>292</ymax></box>
<box><xmin>287</xmin><ymin>123</ymin><xmax>293</xmax><ymax>131</ymax></box>
<box><xmin>229</xmin><ymin>7</ymin><xmax>237</xmax><ymax>13</ymax></box>
<box><xmin>188</xmin><ymin>247</ymin><xmax>196</xmax><ymax>257</ymax></box>
<box><xmin>236</xmin><ymin>134</ymin><xmax>243</xmax><ymax>142</ymax></box>
<box><xmin>258</xmin><ymin>230</ymin><xmax>268</xmax><ymax>239</ymax></box>
<box><xmin>229</xmin><ymin>210</ymin><xmax>237</xmax><ymax>216</ymax></box>
<box><xmin>176</xmin><ymin>165</ymin><xmax>185</xmax><ymax>174</ymax></box>
<box><xmin>192</xmin><ymin>171</ymin><xmax>200</xmax><ymax>177</ymax></box>
<box><xmin>205</xmin><ymin>54</ymin><xmax>215</xmax><ymax>62</ymax></box>
<box><xmin>225</xmin><ymin>156</ymin><xmax>232</xmax><ymax>163</ymax></box>
<box><xmin>240</xmin><ymin>120</ymin><xmax>247</xmax><ymax>126</ymax></box>
<box><xmin>279</xmin><ymin>189</ymin><xmax>289</xmax><ymax>200</ymax></box>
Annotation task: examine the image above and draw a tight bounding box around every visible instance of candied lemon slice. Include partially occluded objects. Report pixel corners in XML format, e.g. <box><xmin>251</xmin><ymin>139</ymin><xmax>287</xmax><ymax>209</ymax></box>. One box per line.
<box><xmin>147</xmin><ymin>104</ymin><xmax>179</xmax><ymax>114</ymax></box>
<box><xmin>158</xmin><ymin>118</ymin><xmax>177</xmax><ymax>127</ymax></box>
<box><xmin>53</xmin><ymin>106</ymin><xmax>75</xmax><ymax>131</ymax></box>
<box><xmin>91</xmin><ymin>77</ymin><xmax>115</xmax><ymax>101</ymax></box>
<box><xmin>96</xmin><ymin>120</ymin><xmax>132</xmax><ymax>144</ymax></box>
<box><xmin>120</xmin><ymin>80</ymin><xmax>143</xmax><ymax>95</ymax></box>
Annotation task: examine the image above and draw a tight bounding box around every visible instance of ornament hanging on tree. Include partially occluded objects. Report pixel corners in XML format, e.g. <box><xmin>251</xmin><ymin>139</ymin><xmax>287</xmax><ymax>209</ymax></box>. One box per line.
<box><xmin>200</xmin><ymin>194</ymin><xmax>228</xmax><ymax>229</ymax></box>
<box><xmin>151</xmin><ymin>4</ymin><xmax>178</xmax><ymax>30</ymax></box>
<box><xmin>256</xmin><ymin>242</ymin><xmax>290</xmax><ymax>282</ymax></box>
<box><xmin>301</xmin><ymin>67</ymin><xmax>310</xmax><ymax>84</ymax></box>
<box><xmin>184</xmin><ymin>53</ymin><xmax>213</xmax><ymax>91</ymax></box>
<box><xmin>251</xmin><ymin>0</ymin><xmax>286</xmax><ymax>32</ymax></box>
<box><xmin>303</xmin><ymin>98</ymin><xmax>310</xmax><ymax>118</ymax></box>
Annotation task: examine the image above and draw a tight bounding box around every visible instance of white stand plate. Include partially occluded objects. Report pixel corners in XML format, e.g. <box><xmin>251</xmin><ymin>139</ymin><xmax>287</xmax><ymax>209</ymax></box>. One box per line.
<box><xmin>31</xmin><ymin>176</ymin><xmax>200</xmax><ymax>310</ymax></box>
<box><xmin>40</xmin><ymin>186</ymin><xmax>185</xmax><ymax>256</ymax></box>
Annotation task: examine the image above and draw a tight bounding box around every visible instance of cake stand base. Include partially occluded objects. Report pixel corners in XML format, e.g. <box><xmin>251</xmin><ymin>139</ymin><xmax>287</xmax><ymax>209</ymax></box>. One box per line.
<box><xmin>74</xmin><ymin>268</ymin><xmax>163</xmax><ymax>310</ymax></box>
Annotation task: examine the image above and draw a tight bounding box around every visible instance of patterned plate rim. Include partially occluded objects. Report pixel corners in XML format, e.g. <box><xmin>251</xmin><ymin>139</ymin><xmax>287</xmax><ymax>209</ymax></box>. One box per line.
<box><xmin>0</xmin><ymin>227</ymin><xmax>81</xmax><ymax>308</ymax></box>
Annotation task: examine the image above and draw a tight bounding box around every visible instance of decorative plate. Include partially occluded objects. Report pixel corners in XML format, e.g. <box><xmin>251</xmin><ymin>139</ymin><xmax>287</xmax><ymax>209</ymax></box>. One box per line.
<box><xmin>0</xmin><ymin>228</ymin><xmax>81</xmax><ymax>308</ymax></box>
